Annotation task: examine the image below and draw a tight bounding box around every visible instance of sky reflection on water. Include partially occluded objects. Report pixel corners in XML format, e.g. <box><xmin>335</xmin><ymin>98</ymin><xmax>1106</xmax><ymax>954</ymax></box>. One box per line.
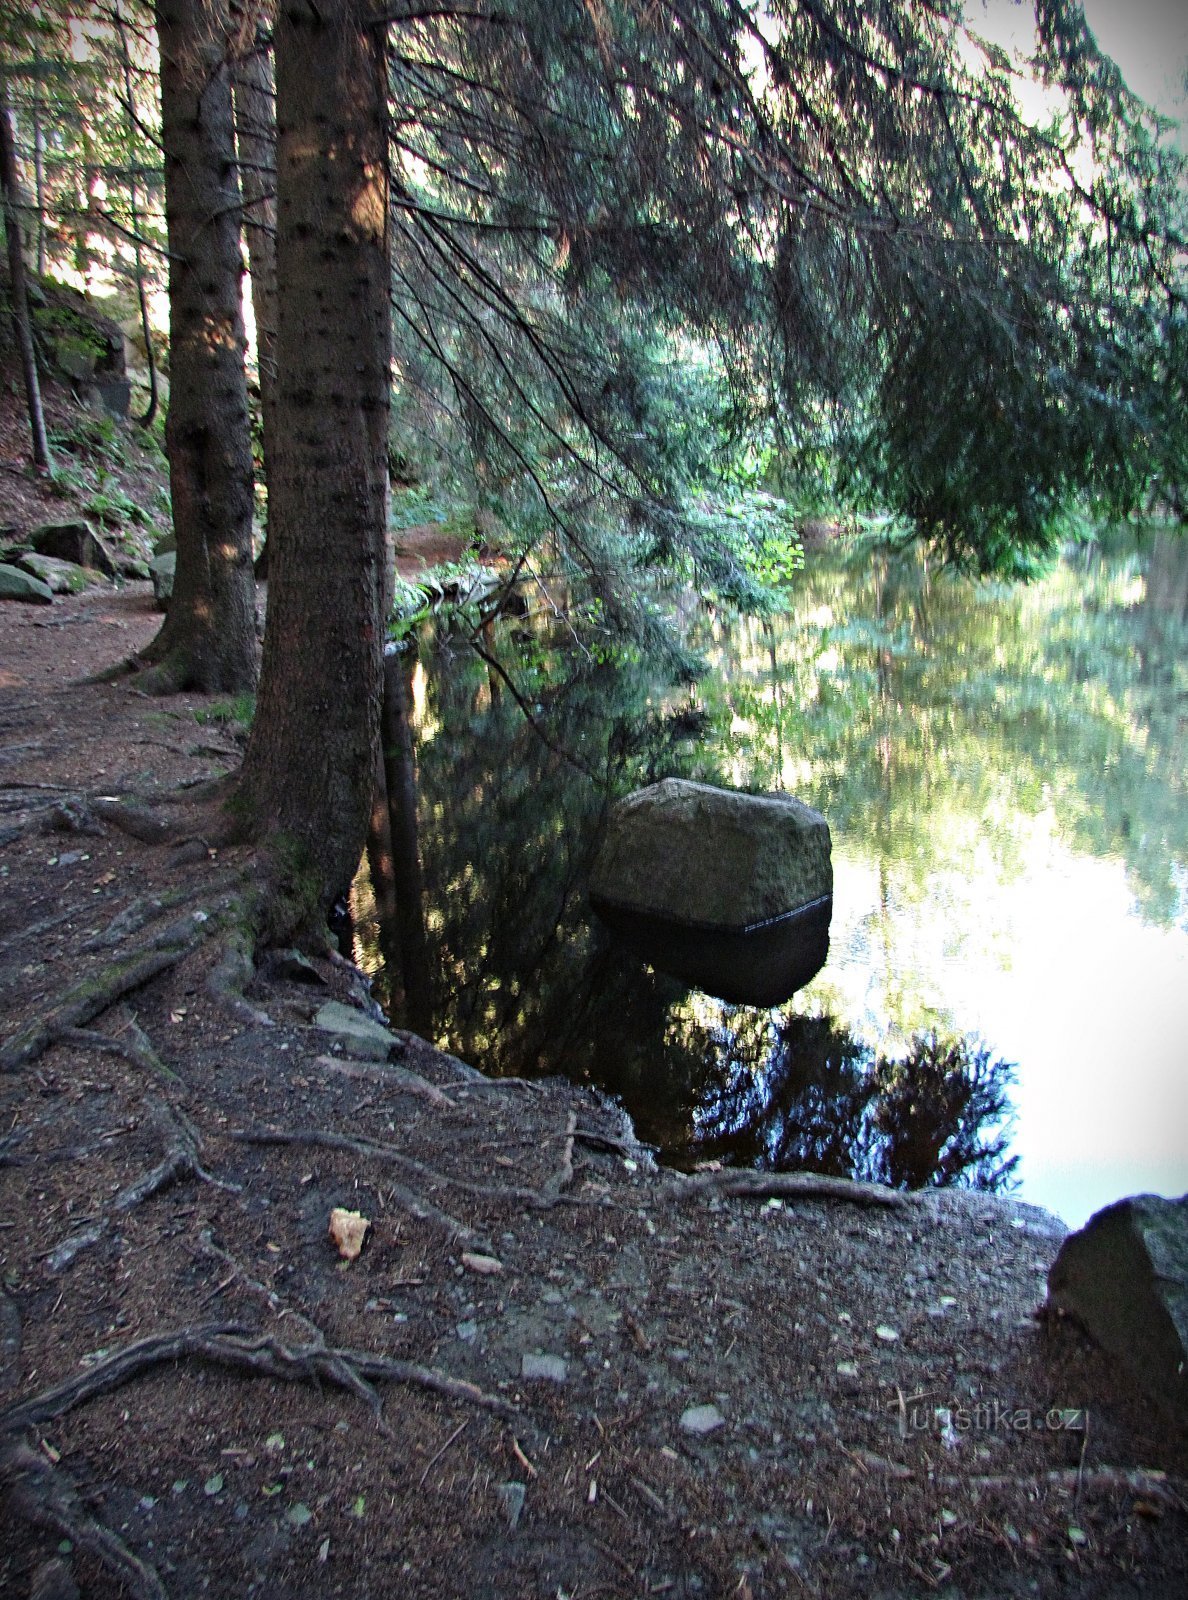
<box><xmin>363</xmin><ymin>526</ymin><xmax>1188</xmax><ymax>1228</ymax></box>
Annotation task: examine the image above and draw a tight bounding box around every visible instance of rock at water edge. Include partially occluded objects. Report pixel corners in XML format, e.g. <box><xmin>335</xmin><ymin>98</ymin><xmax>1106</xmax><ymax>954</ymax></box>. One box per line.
<box><xmin>1047</xmin><ymin>1192</ymin><xmax>1188</xmax><ymax>1420</ymax></box>
<box><xmin>589</xmin><ymin>777</ymin><xmax>831</xmax><ymax>932</ymax></box>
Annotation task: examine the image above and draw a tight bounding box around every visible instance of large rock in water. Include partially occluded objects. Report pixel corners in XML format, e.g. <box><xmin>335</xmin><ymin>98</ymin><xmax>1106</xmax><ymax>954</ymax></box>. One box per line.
<box><xmin>1047</xmin><ymin>1193</ymin><xmax>1188</xmax><ymax>1421</ymax></box>
<box><xmin>589</xmin><ymin>778</ymin><xmax>832</xmax><ymax>1004</ymax></box>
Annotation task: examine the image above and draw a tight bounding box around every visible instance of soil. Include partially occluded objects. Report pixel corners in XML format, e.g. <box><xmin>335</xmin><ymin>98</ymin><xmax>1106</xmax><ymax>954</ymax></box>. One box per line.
<box><xmin>2</xmin><ymin>387</ymin><xmax>1187</xmax><ymax>1600</ymax></box>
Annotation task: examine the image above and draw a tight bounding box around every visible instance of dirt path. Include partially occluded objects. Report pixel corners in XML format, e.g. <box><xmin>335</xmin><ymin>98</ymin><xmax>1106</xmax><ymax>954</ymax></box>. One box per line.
<box><xmin>1</xmin><ymin>584</ymin><xmax>1185</xmax><ymax>1600</ymax></box>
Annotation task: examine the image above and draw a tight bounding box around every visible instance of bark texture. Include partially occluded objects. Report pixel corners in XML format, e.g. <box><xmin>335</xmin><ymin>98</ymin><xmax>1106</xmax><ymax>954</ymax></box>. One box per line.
<box><xmin>147</xmin><ymin>0</ymin><xmax>257</xmax><ymax>692</ymax></box>
<box><xmin>236</xmin><ymin>0</ymin><xmax>391</xmax><ymax>931</ymax></box>
<box><xmin>0</xmin><ymin>87</ymin><xmax>51</xmax><ymax>474</ymax></box>
<box><xmin>232</xmin><ymin>28</ymin><xmax>278</xmax><ymax>567</ymax></box>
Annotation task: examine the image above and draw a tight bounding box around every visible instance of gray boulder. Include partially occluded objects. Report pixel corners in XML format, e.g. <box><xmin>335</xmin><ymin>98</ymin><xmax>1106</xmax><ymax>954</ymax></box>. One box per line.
<box><xmin>29</xmin><ymin>521</ymin><xmax>118</xmax><ymax>578</ymax></box>
<box><xmin>150</xmin><ymin>550</ymin><xmax>176</xmax><ymax>610</ymax></box>
<box><xmin>589</xmin><ymin>778</ymin><xmax>832</xmax><ymax>1004</ymax></box>
<box><xmin>1047</xmin><ymin>1192</ymin><xmax>1188</xmax><ymax>1420</ymax></box>
<box><xmin>17</xmin><ymin>553</ymin><xmax>98</xmax><ymax>594</ymax></box>
<box><xmin>0</xmin><ymin>563</ymin><xmax>54</xmax><ymax>604</ymax></box>
<box><xmin>590</xmin><ymin>778</ymin><xmax>831</xmax><ymax>930</ymax></box>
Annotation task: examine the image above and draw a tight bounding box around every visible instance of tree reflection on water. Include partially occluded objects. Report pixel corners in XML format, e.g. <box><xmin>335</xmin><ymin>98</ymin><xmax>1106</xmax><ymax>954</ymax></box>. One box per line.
<box><xmin>354</xmin><ymin>528</ymin><xmax>1185</xmax><ymax>1200</ymax></box>
<box><xmin>693</xmin><ymin>1013</ymin><xmax>1017</xmax><ymax>1190</ymax></box>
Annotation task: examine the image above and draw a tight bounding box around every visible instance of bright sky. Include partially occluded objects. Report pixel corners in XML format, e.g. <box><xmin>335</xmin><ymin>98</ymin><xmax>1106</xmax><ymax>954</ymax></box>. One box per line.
<box><xmin>974</xmin><ymin>0</ymin><xmax>1188</xmax><ymax>137</ymax></box>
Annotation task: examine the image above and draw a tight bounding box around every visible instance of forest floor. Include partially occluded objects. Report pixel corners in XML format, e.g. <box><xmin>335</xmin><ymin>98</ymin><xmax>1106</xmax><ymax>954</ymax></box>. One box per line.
<box><xmin>2</xmin><ymin>391</ymin><xmax>1188</xmax><ymax>1599</ymax></box>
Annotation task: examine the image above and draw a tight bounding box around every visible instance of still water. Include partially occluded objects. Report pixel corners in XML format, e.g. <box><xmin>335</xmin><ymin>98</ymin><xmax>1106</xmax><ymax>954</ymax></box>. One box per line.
<box><xmin>357</xmin><ymin>527</ymin><xmax>1188</xmax><ymax>1228</ymax></box>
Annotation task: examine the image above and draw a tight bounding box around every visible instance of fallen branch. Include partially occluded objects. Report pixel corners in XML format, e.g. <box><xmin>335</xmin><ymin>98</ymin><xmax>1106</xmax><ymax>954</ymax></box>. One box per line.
<box><xmin>0</xmin><ymin>1323</ymin><xmax>516</xmax><ymax>1437</ymax></box>
<box><xmin>942</xmin><ymin>1466</ymin><xmax>1185</xmax><ymax>1511</ymax></box>
<box><xmin>0</xmin><ymin>924</ymin><xmax>209</xmax><ymax>1073</ymax></box>
<box><xmin>0</xmin><ymin>1441</ymin><xmax>166</xmax><ymax>1600</ymax></box>
<box><xmin>668</xmin><ymin>1168</ymin><xmax>910</xmax><ymax>1210</ymax></box>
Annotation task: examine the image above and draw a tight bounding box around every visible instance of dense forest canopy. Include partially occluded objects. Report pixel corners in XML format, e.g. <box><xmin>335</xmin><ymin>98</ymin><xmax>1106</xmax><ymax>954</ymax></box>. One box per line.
<box><xmin>1</xmin><ymin>0</ymin><xmax>1186</xmax><ymax>926</ymax></box>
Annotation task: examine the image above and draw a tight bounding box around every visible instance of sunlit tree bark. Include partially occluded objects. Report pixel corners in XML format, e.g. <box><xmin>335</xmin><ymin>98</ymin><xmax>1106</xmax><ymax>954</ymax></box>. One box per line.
<box><xmin>141</xmin><ymin>0</ymin><xmax>257</xmax><ymax>693</ymax></box>
<box><xmin>236</xmin><ymin>0</ymin><xmax>391</xmax><ymax>936</ymax></box>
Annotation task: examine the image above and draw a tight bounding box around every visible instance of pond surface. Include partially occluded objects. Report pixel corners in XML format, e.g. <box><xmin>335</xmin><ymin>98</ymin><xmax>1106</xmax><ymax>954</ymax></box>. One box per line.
<box><xmin>356</xmin><ymin>527</ymin><xmax>1188</xmax><ymax>1227</ymax></box>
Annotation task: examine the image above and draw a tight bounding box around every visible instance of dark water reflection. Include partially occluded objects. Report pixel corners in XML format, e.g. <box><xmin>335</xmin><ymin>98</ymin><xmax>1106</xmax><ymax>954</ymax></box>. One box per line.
<box><xmin>354</xmin><ymin>527</ymin><xmax>1188</xmax><ymax>1205</ymax></box>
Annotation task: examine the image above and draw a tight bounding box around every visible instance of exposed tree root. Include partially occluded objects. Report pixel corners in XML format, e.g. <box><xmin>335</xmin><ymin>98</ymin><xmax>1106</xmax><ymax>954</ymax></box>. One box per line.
<box><xmin>1</xmin><ymin>1441</ymin><xmax>167</xmax><ymax>1600</ymax></box>
<box><xmin>90</xmin><ymin>796</ymin><xmax>181</xmax><ymax>845</ymax></box>
<box><xmin>58</xmin><ymin>1026</ymin><xmax>179</xmax><ymax>1083</ymax></box>
<box><xmin>0</xmin><ymin>925</ymin><xmax>209</xmax><ymax>1073</ymax></box>
<box><xmin>206</xmin><ymin>926</ymin><xmax>274</xmax><ymax>1028</ymax></box>
<box><xmin>0</xmin><ymin>1323</ymin><xmax>517</xmax><ymax>1437</ymax></box>
<box><xmin>192</xmin><ymin>1227</ymin><xmax>325</xmax><ymax>1343</ymax></box>
<box><xmin>233</xmin><ymin>1128</ymin><xmax>475</xmax><ymax>1239</ymax></box>
<box><xmin>46</xmin><ymin>1099</ymin><xmax>239</xmax><ymax>1272</ymax></box>
<box><xmin>668</xmin><ymin>1168</ymin><xmax>911</xmax><ymax>1210</ymax></box>
<box><xmin>314</xmin><ymin>1054</ymin><xmax>457</xmax><ymax>1109</ymax></box>
<box><xmin>234</xmin><ymin>1123</ymin><xmax>584</xmax><ymax>1213</ymax></box>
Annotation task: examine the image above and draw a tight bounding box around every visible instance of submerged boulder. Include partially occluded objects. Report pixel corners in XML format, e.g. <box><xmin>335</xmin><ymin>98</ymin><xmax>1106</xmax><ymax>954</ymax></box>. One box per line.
<box><xmin>589</xmin><ymin>778</ymin><xmax>832</xmax><ymax>1004</ymax></box>
<box><xmin>1047</xmin><ymin>1192</ymin><xmax>1188</xmax><ymax>1421</ymax></box>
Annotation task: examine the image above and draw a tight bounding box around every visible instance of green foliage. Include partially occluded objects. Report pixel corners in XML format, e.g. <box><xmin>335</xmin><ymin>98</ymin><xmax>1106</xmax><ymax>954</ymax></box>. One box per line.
<box><xmin>194</xmin><ymin>692</ymin><xmax>256</xmax><ymax>730</ymax></box>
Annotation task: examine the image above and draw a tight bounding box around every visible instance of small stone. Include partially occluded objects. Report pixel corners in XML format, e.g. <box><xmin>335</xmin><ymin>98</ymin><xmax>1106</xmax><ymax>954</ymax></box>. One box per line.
<box><xmin>679</xmin><ymin>1403</ymin><xmax>726</xmax><ymax>1436</ymax></box>
<box><xmin>835</xmin><ymin>1361</ymin><xmax>859</xmax><ymax>1378</ymax></box>
<box><xmin>328</xmin><ymin>1207</ymin><xmax>370</xmax><ymax>1260</ymax></box>
<box><xmin>313</xmin><ymin>1000</ymin><xmax>397</xmax><ymax>1062</ymax></box>
<box><xmin>461</xmin><ymin>1252</ymin><xmax>503</xmax><ymax>1275</ymax></box>
<box><xmin>521</xmin><ymin>1352</ymin><xmax>567</xmax><ymax>1382</ymax></box>
<box><xmin>875</xmin><ymin>1324</ymin><xmax>899</xmax><ymax>1342</ymax></box>
<box><xmin>456</xmin><ymin>1320</ymin><xmax>478</xmax><ymax>1343</ymax></box>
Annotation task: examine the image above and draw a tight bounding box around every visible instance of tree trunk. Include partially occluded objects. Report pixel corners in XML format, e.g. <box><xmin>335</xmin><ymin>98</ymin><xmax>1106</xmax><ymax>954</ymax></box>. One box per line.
<box><xmin>380</xmin><ymin>652</ymin><xmax>432</xmax><ymax>1035</ymax></box>
<box><xmin>236</xmin><ymin>0</ymin><xmax>391</xmax><ymax>937</ymax></box>
<box><xmin>232</xmin><ymin>27</ymin><xmax>279</xmax><ymax>574</ymax></box>
<box><xmin>144</xmin><ymin>0</ymin><xmax>257</xmax><ymax>694</ymax></box>
<box><xmin>115</xmin><ymin>0</ymin><xmax>159</xmax><ymax>431</ymax></box>
<box><xmin>0</xmin><ymin>85</ymin><xmax>52</xmax><ymax>475</ymax></box>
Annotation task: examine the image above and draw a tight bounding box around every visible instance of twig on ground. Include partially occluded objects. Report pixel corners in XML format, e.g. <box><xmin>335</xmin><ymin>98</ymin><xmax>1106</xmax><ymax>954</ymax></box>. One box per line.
<box><xmin>940</xmin><ymin>1467</ymin><xmax>1185</xmax><ymax>1511</ymax></box>
<box><xmin>667</xmin><ymin>1169</ymin><xmax>910</xmax><ymax>1210</ymax></box>
<box><xmin>0</xmin><ymin>1441</ymin><xmax>167</xmax><ymax>1600</ymax></box>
